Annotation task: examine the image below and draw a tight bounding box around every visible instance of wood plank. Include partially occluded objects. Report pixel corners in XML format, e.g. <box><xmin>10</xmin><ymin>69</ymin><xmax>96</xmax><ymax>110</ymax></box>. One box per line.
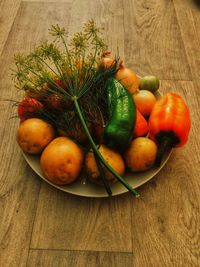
<box><xmin>0</xmin><ymin>168</ymin><xmax>41</xmax><ymax>267</ymax></box>
<box><xmin>0</xmin><ymin>32</ymin><xmax>41</xmax><ymax>266</ymax></box>
<box><xmin>0</xmin><ymin>2</ymin><xmax>72</xmax><ymax>266</ymax></box>
<box><xmin>24</xmin><ymin>0</ymin><xmax>73</xmax><ymax>2</ymax></box>
<box><xmin>30</xmin><ymin>184</ymin><xmax>132</xmax><ymax>252</ymax></box>
<box><xmin>173</xmin><ymin>0</ymin><xmax>200</xmax><ymax>80</ymax></box>
<box><xmin>4</xmin><ymin>1</ymin><xmax>72</xmax><ymax>53</ymax></box>
<box><xmin>24</xmin><ymin>0</ymin><xmax>132</xmax><ymax>253</ymax></box>
<box><xmin>67</xmin><ymin>0</ymin><xmax>125</xmax><ymax>58</ymax></box>
<box><xmin>122</xmin><ymin>0</ymin><xmax>192</xmax><ymax>81</ymax></box>
<box><xmin>27</xmin><ymin>249</ymin><xmax>132</xmax><ymax>267</ymax></box>
<box><xmin>130</xmin><ymin>80</ymin><xmax>200</xmax><ymax>267</ymax></box>
<box><xmin>0</xmin><ymin>0</ymin><xmax>21</xmax><ymax>56</ymax></box>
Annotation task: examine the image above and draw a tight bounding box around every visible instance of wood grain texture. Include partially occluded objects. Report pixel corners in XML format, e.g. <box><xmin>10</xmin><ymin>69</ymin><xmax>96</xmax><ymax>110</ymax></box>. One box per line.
<box><xmin>0</xmin><ymin>0</ymin><xmax>200</xmax><ymax>266</ymax></box>
<box><xmin>130</xmin><ymin>80</ymin><xmax>200</xmax><ymax>267</ymax></box>
<box><xmin>0</xmin><ymin>40</ymin><xmax>41</xmax><ymax>267</ymax></box>
<box><xmin>0</xmin><ymin>168</ymin><xmax>41</xmax><ymax>267</ymax></box>
<box><xmin>123</xmin><ymin>0</ymin><xmax>192</xmax><ymax>80</ymax></box>
<box><xmin>0</xmin><ymin>2</ymin><xmax>43</xmax><ymax>266</ymax></box>
<box><xmin>67</xmin><ymin>0</ymin><xmax>125</xmax><ymax>58</ymax></box>
<box><xmin>30</xmin><ymin>184</ymin><xmax>132</xmax><ymax>252</ymax></box>
<box><xmin>173</xmin><ymin>0</ymin><xmax>200</xmax><ymax>80</ymax></box>
<box><xmin>27</xmin><ymin>250</ymin><xmax>132</xmax><ymax>267</ymax></box>
<box><xmin>0</xmin><ymin>0</ymin><xmax>21</xmax><ymax>56</ymax></box>
<box><xmin>0</xmin><ymin>2</ymin><xmax>71</xmax><ymax>266</ymax></box>
<box><xmin>24</xmin><ymin>0</ymin><xmax>73</xmax><ymax>2</ymax></box>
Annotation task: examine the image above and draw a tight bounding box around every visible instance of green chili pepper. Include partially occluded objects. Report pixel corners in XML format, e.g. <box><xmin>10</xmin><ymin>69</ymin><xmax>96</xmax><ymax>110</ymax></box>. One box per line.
<box><xmin>104</xmin><ymin>78</ymin><xmax>136</xmax><ymax>148</ymax></box>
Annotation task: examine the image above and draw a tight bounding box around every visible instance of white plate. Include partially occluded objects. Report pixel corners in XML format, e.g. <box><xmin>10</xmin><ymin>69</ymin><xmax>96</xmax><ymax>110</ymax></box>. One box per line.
<box><xmin>23</xmin><ymin>149</ymin><xmax>172</xmax><ymax>197</ymax></box>
<box><xmin>22</xmin><ymin>90</ymin><xmax>172</xmax><ymax>197</ymax></box>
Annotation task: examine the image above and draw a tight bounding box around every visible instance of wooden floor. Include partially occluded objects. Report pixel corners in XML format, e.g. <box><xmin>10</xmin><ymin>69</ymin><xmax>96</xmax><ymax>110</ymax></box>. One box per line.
<box><xmin>0</xmin><ymin>0</ymin><xmax>200</xmax><ymax>266</ymax></box>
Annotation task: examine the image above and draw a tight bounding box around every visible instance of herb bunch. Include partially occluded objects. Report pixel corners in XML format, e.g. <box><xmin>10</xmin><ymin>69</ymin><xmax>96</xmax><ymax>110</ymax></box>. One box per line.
<box><xmin>12</xmin><ymin>20</ymin><xmax>139</xmax><ymax>197</ymax></box>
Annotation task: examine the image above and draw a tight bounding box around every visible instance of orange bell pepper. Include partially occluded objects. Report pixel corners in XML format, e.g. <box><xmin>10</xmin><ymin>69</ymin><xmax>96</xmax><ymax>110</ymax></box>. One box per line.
<box><xmin>148</xmin><ymin>93</ymin><xmax>191</xmax><ymax>166</ymax></box>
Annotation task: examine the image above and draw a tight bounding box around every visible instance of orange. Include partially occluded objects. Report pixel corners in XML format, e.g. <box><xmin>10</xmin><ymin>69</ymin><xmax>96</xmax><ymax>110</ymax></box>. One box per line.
<box><xmin>17</xmin><ymin>118</ymin><xmax>55</xmax><ymax>154</ymax></box>
<box><xmin>40</xmin><ymin>137</ymin><xmax>84</xmax><ymax>185</ymax></box>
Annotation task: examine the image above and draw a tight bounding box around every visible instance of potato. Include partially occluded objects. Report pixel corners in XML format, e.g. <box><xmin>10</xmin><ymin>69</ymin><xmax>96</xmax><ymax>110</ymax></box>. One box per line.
<box><xmin>40</xmin><ymin>137</ymin><xmax>84</xmax><ymax>185</ymax></box>
<box><xmin>124</xmin><ymin>137</ymin><xmax>157</xmax><ymax>172</ymax></box>
<box><xmin>17</xmin><ymin>118</ymin><xmax>55</xmax><ymax>154</ymax></box>
<box><xmin>85</xmin><ymin>144</ymin><xmax>125</xmax><ymax>184</ymax></box>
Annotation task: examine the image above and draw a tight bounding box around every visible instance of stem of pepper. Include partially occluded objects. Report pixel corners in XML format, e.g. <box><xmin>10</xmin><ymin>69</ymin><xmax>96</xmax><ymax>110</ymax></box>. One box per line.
<box><xmin>155</xmin><ymin>136</ymin><xmax>173</xmax><ymax>167</ymax></box>
<box><xmin>74</xmin><ymin>98</ymin><xmax>140</xmax><ymax>197</ymax></box>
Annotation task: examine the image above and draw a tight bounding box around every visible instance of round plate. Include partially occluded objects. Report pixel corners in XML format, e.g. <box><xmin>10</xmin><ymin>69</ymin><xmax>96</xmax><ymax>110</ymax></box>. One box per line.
<box><xmin>23</xmin><ymin>149</ymin><xmax>172</xmax><ymax>197</ymax></box>
<box><xmin>22</xmin><ymin>90</ymin><xmax>172</xmax><ymax>197</ymax></box>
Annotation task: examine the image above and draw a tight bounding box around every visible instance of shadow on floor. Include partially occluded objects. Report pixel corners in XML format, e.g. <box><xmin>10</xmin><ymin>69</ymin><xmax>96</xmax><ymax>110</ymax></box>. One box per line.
<box><xmin>193</xmin><ymin>0</ymin><xmax>200</xmax><ymax>8</ymax></box>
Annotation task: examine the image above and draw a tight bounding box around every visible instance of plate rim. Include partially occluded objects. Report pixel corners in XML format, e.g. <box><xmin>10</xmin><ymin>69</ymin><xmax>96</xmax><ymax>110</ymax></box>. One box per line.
<box><xmin>22</xmin><ymin>148</ymin><xmax>172</xmax><ymax>198</ymax></box>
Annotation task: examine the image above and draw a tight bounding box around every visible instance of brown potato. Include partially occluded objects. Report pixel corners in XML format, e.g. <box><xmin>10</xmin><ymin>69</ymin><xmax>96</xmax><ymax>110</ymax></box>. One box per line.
<box><xmin>124</xmin><ymin>137</ymin><xmax>158</xmax><ymax>172</ymax></box>
<box><xmin>40</xmin><ymin>137</ymin><xmax>84</xmax><ymax>185</ymax></box>
<box><xmin>85</xmin><ymin>144</ymin><xmax>125</xmax><ymax>184</ymax></box>
<box><xmin>17</xmin><ymin>118</ymin><xmax>55</xmax><ymax>154</ymax></box>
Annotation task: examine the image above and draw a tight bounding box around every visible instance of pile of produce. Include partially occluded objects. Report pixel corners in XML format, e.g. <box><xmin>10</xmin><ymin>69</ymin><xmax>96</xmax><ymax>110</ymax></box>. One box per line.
<box><xmin>13</xmin><ymin>20</ymin><xmax>191</xmax><ymax>197</ymax></box>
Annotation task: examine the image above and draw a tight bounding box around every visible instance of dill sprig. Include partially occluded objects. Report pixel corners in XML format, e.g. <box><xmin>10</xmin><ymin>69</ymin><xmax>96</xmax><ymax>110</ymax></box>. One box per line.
<box><xmin>12</xmin><ymin>20</ymin><xmax>139</xmax><ymax>197</ymax></box>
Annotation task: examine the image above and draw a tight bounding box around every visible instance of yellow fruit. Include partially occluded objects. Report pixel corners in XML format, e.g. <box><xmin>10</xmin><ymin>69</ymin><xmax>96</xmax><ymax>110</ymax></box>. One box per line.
<box><xmin>17</xmin><ymin>118</ymin><xmax>55</xmax><ymax>154</ymax></box>
<box><xmin>124</xmin><ymin>137</ymin><xmax>158</xmax><ymax>172</ymax></box>
<box><xmin>85</xmin><ymin>144</ymin><xmax>125</xmax><ymax>184</ymax></box>
<box><xmin>133</xmin><ymin>90</ymin><xmax>157</xmax><ymax>117</ymax></box>
<box><xmin>40</xmin><ymin>137</ymin><xmax>84</xmax><ymax>185</ymax></box>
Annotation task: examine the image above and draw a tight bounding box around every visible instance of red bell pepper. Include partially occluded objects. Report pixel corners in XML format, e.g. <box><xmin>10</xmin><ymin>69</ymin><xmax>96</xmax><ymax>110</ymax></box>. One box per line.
<box><xmin>133</xmin><ymin>109</ymin><xmax>149</xmax><ymax>137</ymax></box>
<box><xmin>148</xmin><ymin>93</ymin><xmax>191</xmax><ymax>166</ymax></box>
